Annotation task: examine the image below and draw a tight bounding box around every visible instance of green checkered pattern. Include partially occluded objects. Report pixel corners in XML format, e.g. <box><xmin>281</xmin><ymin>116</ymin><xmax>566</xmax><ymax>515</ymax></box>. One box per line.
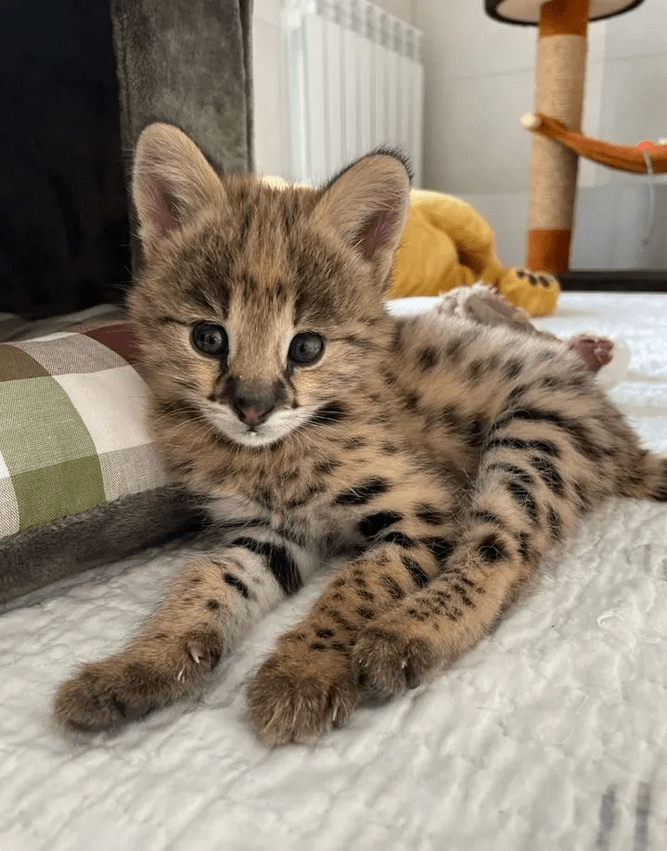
<box><xmin>0</xmin><ymin>317</ymin><xmax>169</xmax><ymax>539</ymax></box>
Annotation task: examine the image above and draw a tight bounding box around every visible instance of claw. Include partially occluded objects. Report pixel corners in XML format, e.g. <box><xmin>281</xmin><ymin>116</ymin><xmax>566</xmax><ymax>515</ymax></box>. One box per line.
<box><xmin>405</xmin><ymin>661</ymin><xmax>421</xmax><ymax>690</ymax></box>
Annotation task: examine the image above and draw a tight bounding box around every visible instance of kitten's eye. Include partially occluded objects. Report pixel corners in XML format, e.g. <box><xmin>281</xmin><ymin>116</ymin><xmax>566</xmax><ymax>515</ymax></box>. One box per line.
<box><xmin>191</xmin><ymin>322</ymin><xmax>228</xmax><ymax>357</ymax></box>
<box><xmin>288</xmin><ymin>332</ymin><xmax>325</xmax><ymax>366</ymax></box>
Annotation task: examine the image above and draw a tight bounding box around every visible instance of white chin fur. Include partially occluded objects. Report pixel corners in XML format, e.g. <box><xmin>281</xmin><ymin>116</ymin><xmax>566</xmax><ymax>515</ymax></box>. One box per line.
<box><xmin>202</xmin><ymin>400</ymin><xmax>318</xmax><ymax>447</ymax></box>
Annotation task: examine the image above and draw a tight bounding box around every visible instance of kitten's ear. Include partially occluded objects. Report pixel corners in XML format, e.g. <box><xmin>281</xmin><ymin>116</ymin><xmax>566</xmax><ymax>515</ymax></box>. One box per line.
<box><xmin>313</xmin><ymin>152</ymin><xmax>411</xmax><ymax>285</ymax></box>
<box><xmin>132</xmin><ymin>123</ymin><xmax>228</xmax><ymax>255</ymax></box>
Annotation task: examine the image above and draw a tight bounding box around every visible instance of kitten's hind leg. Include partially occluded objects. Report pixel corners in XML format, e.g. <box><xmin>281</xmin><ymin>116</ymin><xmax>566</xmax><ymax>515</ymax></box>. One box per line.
<box><xmin>350</xmin><ymin>464</ymin><xmax>563</xmax><ymax>698</ymax></box>
<box><xmin>351</xmin><ymin>394</ymin><xmax>598</xmax><ymax>697</ymax></box>
<box><xmin>54</xmin><ymin>534</ymin><xmax>315</xmax><ymax>733</ymax></box>
<box><xmin>616</xmin><ymin>448</ymin><xmax>667</xmax><ymax>502</ymax></box>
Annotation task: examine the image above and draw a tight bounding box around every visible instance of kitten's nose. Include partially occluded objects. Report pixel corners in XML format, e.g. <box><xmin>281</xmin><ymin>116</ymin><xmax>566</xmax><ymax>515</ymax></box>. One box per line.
<box><xmin>231</xmin><ymin>393</ymin><xmax>276</xmax><ymax>426</ymax></box>
<box><xmin>227</xmin><ymin>378</ymin><xmax>285</xmax><ymax>426</ymax></box>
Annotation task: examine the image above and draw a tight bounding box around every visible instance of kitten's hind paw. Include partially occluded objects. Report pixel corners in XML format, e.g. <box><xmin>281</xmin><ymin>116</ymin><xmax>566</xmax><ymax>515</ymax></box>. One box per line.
<box><xmin>352</xmin><ymin>626</ymin><xmax>437</xmax><ymax>702</ymax></box>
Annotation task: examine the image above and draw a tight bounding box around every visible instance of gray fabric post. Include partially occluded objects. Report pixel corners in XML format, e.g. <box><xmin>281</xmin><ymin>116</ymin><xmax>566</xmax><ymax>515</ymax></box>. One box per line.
<box><xmin>110</xmin><ymin>0</ymin><xmax>254</xmax><ymax>268</ymax></box>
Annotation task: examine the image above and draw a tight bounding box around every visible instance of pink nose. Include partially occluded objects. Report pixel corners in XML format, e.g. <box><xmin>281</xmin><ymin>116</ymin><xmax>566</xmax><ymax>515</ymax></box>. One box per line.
<box><xmin>227</xmin><ymin>377</ymin><xmax>284</xmax><ymax>426</ymax></box>
<box><xmin>243</xmin><ymin>408</ymin><xmax>261</xmax><ymax>426</ymax></box>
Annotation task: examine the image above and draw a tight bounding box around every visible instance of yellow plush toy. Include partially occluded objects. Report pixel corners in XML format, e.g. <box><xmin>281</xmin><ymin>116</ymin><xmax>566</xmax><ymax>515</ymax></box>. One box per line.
<box><xmin>388</xmin><ymin>189</ymin><xmax>560</xmax><ymax>316</ymax></box>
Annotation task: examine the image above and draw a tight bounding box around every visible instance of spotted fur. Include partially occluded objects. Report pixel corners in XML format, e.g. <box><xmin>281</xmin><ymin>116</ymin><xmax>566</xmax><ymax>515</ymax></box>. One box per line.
<box><xmin>54</xmin><ymin>124</ymin><xmax>667</xmax><ymax>745</ymax></box>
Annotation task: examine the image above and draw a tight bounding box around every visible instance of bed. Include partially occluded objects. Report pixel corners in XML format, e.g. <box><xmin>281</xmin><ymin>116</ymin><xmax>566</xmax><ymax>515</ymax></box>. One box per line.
<box><xmin>2</xmin><ymin>292</ymin><xmax>667</xmax><ymax>851</ymax></box>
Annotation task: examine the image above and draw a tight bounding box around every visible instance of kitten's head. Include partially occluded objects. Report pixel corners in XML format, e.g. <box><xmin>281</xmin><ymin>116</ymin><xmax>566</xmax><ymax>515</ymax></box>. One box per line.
<box><xmin>128</xmin><ymin>123</ymin><xmax>410</xmax><ymax>448</ymax></box>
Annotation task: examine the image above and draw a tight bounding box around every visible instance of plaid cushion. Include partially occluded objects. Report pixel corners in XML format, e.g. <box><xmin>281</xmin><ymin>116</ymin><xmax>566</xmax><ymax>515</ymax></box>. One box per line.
<box><xmin>0</xmin><ymin>314</ymin><xmax>169</xmax><ymax>540</ymax></box>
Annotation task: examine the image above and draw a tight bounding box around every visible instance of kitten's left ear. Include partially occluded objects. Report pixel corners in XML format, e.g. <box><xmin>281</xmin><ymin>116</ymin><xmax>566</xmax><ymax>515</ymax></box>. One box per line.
<box><xmin>313</xmin><ymin>152</ymin><xmax>411</xmax><ymax>286</ymax></box>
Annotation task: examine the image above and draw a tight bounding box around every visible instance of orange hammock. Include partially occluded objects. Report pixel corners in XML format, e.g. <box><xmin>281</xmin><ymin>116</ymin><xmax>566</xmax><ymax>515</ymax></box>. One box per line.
<box><xmin>523</xmin><ymin>112</ymin><xmax>667</xmax><ymax>174</ymax></box>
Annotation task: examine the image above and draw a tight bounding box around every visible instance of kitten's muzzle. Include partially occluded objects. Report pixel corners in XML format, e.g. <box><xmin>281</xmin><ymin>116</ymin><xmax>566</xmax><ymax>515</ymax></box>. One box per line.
<box><xmin>227</xmin><ymin>376</ymin><xmax>287</xmax><ymax>427</ymax></box>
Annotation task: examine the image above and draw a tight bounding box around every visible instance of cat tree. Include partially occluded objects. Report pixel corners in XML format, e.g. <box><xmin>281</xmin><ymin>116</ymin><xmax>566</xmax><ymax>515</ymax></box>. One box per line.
<box><xmin>485</xmin><ymin>0</ymin><xmax>646</xmax><ymax>275</ymax></box>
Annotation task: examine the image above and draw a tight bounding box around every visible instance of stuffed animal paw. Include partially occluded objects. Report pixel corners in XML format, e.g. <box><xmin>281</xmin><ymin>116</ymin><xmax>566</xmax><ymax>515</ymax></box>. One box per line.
<box><xmin>496</xmin><ymin>267</ymin><xmax>560</xmax><ymax>317</ymax></box>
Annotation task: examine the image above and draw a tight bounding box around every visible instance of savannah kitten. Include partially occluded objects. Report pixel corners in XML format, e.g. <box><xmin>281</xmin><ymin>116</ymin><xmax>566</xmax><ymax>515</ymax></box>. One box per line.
<box><xmin>54</xmin><ymin>124</ymin><xmax>667</xmax><ymax>745</ymax></box>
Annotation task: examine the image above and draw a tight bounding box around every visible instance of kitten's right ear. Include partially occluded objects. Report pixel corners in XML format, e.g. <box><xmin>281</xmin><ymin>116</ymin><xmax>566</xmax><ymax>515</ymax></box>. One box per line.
<box><xmin>132</xmin><ymin>123</ymin><xmax>228</xmax><ymax>255</ymax></box>
<box><xmin>312</xmin><ymin>151</ymin><xmax>411</xmax><ymax>288</ymax></box>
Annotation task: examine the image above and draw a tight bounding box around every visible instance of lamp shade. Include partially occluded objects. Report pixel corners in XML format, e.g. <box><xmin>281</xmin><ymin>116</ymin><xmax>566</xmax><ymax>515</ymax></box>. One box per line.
<box><xmin>486</xmin><ymin>0</ymin><xmax>645</xmax><ymax>25</ymax></box>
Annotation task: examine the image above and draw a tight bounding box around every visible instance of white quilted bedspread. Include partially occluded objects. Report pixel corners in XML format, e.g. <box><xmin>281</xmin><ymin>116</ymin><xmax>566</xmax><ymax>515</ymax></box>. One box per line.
<box><xmin>3</xmin><ymin>293</ymin><xmax>667</xmax><ymax>851</ymax></box>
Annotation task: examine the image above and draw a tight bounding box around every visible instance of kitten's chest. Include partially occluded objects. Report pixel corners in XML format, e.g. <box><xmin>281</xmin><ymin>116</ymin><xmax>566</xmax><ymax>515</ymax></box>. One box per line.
<box><xmin>207</xmin><ymin>448</ymin><xmax>392</xmax><ymax>554</ymax></box>
<box><xmin>207</xmin><ymin>483</ymin><xmax>365</xmax><ymax>558</ymax></box>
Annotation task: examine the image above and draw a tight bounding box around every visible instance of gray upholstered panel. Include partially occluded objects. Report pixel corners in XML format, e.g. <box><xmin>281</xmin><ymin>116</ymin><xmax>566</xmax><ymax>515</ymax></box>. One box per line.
<box><xmin>110</xmin><ymin>0</ymin><xmax>253</xmax><ymax>174</ymax></box>
<box><xmin>110</xmin><ymin>0</ymin><xmax>254</xmax><ymax>270</ymax></box>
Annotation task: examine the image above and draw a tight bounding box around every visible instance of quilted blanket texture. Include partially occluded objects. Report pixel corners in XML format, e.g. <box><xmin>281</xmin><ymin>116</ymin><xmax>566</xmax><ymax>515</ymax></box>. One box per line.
<box><xmin>2</xmin><ymin>293</ymin><xmax>667</xmax><ymax>851</ymax></box>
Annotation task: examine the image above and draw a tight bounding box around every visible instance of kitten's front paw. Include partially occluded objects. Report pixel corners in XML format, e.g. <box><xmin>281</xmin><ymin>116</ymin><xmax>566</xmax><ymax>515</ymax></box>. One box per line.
<box><xmin>54</xmin><ymin>629</ymin><xmax>223</xmax><ymax>734</ymax></box>
<box><xmin>54</xmin><ymin>659</ymin><xmax>162</xmax><ymax>732</ymax></box>
<box><xmin>247</xmin><ymin>648</ymin><xmax>358</xmax><ymax>746</ymax></box>
<box><xmin>351</xmin><ymin>625</ymin><xmax>438</xmax><ymax>701</ymax></box>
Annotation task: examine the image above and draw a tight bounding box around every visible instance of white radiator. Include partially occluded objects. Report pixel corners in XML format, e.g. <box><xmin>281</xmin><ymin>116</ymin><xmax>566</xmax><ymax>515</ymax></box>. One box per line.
<box><xmin>282</xmin><ymin>0</ymin><xmax>424</xmax><ymax>186</ymax></box>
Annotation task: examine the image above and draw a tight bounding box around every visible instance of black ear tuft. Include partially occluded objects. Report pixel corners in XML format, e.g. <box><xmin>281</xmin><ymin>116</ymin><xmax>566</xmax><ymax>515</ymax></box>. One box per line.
<box><xmin>322</xmin><ymin>148</ymin><xmax>414</xmax><ymax>191</ymax></box>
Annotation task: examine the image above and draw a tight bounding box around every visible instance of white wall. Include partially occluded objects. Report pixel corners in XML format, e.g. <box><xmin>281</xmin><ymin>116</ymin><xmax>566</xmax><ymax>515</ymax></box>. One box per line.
<box><xmin>411</xmin><ymin>0</ymin><xmax>667</xmax><ymax>270</ymax></box>
<box><xmin>374</xmin><ymin>0</ymin><xmax>413</xmax><ymax>19</ymax></box>
<box><xmin>252</xmin><ymin>0</ymin><xmax>289</xmax><ymax>179</ymax></box>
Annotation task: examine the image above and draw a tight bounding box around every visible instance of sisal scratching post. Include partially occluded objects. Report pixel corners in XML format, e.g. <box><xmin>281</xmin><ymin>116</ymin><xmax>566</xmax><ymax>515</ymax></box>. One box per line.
<box><xmin>486</xmin><ymin>0</ymin><xmax>646</xmax><ymax>274</ymax></box>
<box><xmin>527</xmin><ymin>0</ymin><xmax>588</xmax><ymax>274</ymax></box>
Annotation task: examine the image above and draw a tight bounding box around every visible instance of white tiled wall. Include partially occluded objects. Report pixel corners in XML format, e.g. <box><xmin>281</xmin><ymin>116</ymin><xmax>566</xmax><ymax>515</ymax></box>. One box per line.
<box><xmin>412</xmin><ymin>0</ymin><xmax>667</xmax><ymax>269</ymax></box>
<box><xmin>605</xmin><ymin>0</ymin><xmax>667</xmax><ymax>59</ymax></box>
<box><xmin>573</xmin><ymin>184</ymin><xmax>667</xmax><ymax>269</ymax></box>
<box><xmin>374</xmin><ymin>0</ymin><xmax>413</xmax><ymax>19</ymax></box>
<box><xmin>436</xmin><ymin>69</ymin><xmax>534</xmax><ymax>195</ymax></box>
<box><xmin>599</xmin><ymin>53</ymin><xmax>667</xmax><ymax>148</ymax></box>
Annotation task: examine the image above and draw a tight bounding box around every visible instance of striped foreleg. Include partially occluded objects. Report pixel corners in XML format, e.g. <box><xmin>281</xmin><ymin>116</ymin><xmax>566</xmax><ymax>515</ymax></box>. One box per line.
<box><xmin>54</xmin><ymin>531</ymin><xmax>317</xmax><ymax>733</ymax></box>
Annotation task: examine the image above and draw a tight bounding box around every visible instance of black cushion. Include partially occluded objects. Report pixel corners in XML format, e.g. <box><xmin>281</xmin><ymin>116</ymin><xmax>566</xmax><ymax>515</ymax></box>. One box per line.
<box><xmin>0</xmin><ymin>1</ymin><xmax>130</xmax><ymax>319</ymax></box>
